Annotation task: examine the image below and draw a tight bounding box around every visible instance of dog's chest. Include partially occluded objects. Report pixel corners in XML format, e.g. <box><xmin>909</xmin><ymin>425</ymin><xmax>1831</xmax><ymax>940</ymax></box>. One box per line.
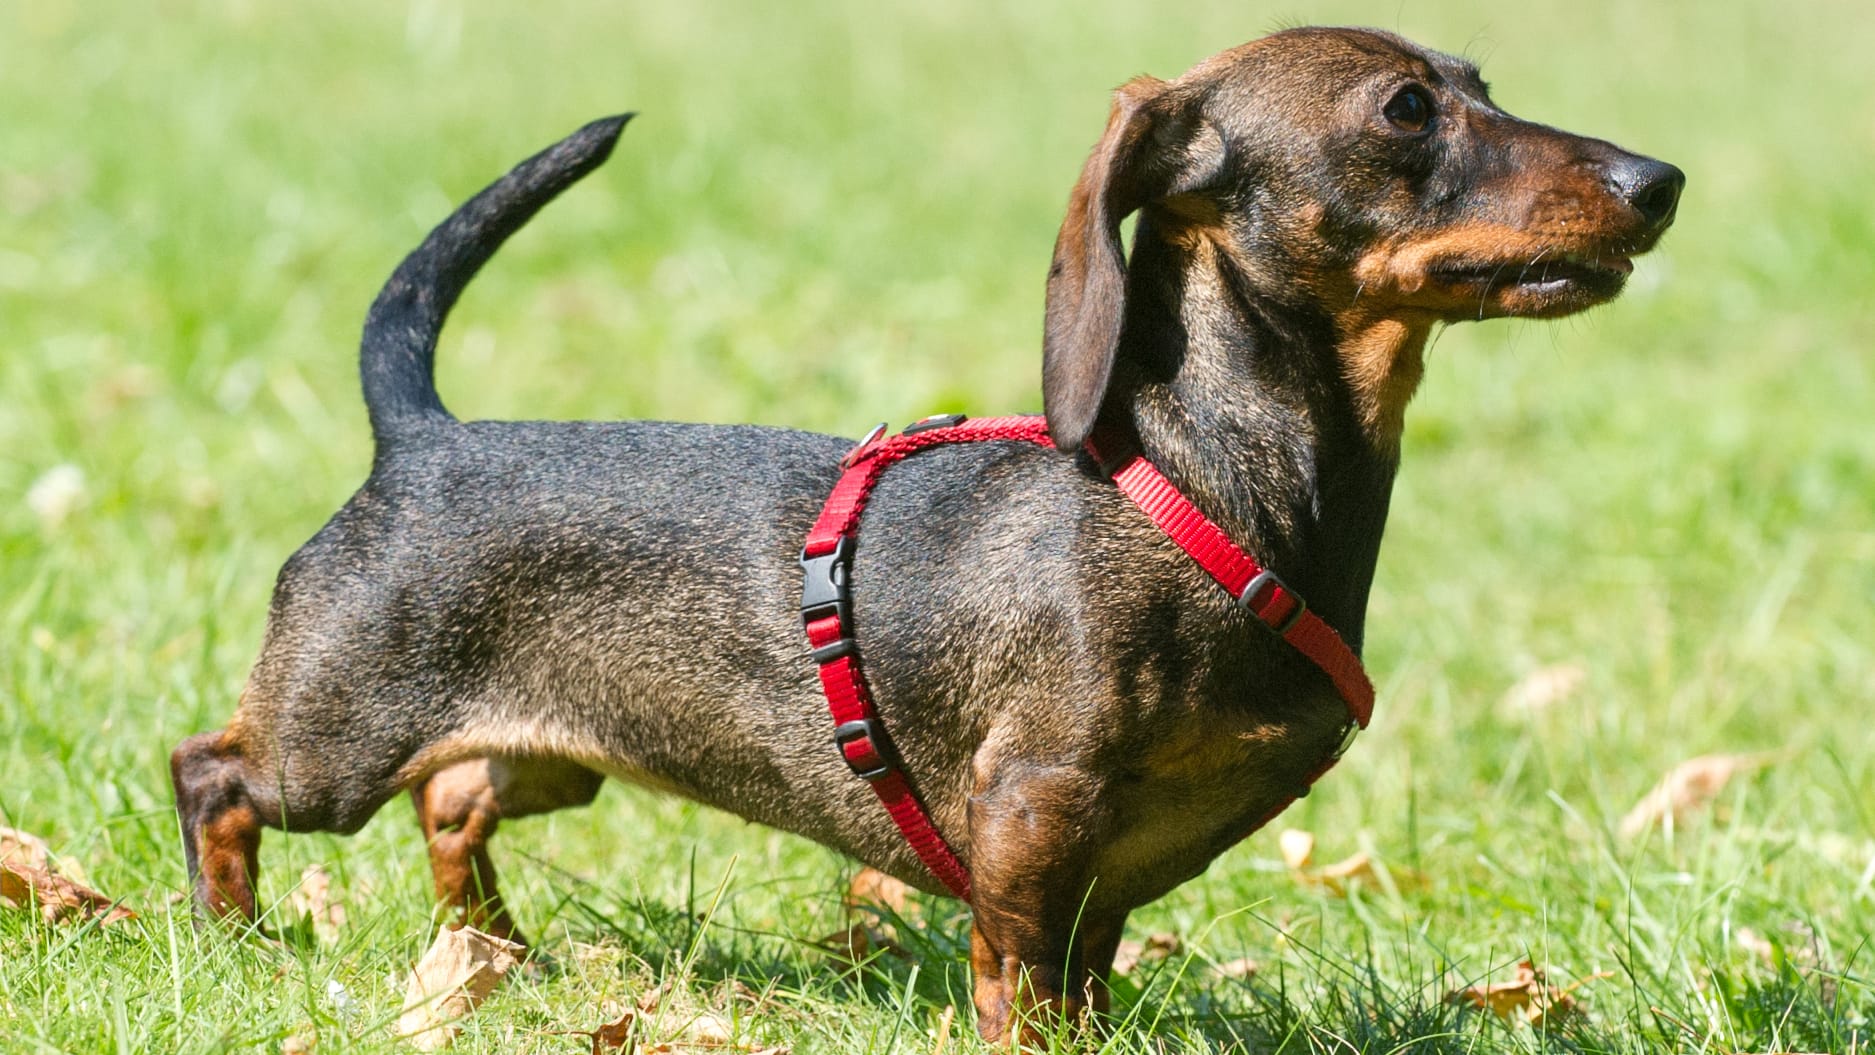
<box><xmin>1088</xmin><ymin>705</ymin><xmax>1337</xmax><ymax>903</ymax></box>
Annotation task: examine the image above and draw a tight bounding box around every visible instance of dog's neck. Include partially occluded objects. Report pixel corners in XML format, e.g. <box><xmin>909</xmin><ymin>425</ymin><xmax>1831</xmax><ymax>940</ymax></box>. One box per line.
<box><xmin>1108</xmin><ymin>218</ymin><xmax>1427</xmax><ymax>650</ymax></box>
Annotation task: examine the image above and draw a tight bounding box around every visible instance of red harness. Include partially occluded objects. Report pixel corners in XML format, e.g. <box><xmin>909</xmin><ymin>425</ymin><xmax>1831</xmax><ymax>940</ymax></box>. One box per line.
<box><xmin>799</xmin><ymin>414</ymin><xmax>1374</xmax><ymax>901</ymax></box>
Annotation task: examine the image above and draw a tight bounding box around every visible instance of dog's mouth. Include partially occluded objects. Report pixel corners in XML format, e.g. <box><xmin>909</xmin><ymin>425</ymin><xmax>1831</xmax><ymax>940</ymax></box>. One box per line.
<box><xmin>1425</xmin><ymin>250</ymin><xmax>1633</xmax><ymax>315</ymax></box>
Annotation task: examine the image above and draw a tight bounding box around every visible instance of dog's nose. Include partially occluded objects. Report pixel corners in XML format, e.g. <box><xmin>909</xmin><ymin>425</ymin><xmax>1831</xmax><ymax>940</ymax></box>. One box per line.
<box><xmin>1608</xmin><ymin>156</ymin><xmax>1685</xmax><ymax>230</ymax></box>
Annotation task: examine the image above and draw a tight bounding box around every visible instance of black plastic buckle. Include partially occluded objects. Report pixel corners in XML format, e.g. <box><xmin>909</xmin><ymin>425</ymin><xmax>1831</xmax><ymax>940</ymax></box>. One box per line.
<box><xmin>1239</xmin><ymin>569</ymin><xmax>1306</xmax><ymax>635</ymax></box>
<box><xmin>800</xmin><ymin>535</ymin><xmax>855</xmax><ymax>625</ymax></box>
<box><xmin>903</xmin><ymin>413</ymin><xmax>967</xmax><ymax>435</ymax></box>
<box><xmin>809</xmin><ymin>636</ymin><xmax>855</xmax><ymax>664</ymax></box>
<box><xmin>833</xmin><ymin>718</ymin><xmax>896</xmax><ymax>781</ymax></box>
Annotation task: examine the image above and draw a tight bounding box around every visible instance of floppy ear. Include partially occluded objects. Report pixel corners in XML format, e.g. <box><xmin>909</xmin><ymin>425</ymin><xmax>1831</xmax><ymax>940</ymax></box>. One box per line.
<box><xmin>1043</xmin><ymin>77</ymin><xmax>1222</xmax><ymax>450</ymax></box>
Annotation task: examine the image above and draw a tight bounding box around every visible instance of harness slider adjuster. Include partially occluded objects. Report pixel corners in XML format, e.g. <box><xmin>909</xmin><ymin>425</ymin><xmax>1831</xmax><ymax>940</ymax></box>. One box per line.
<box><xmin>833</xmin><ymin>718</ymin><xmax>896</xmax><ymax>781</ymax></box>
<box><xmin>840</xmin><ymin>423</ymin><xmax>890</xmax><ymax>469</ymax></box>
<box><xmin>809</xmin><ymin>636</ymin><xmax>856</xmax><ymax>664</ymax></box>
<box><xmin>1240</xmin><ymin>568</ymin><xmax>1306</xmax><ymax>635</ymax></box>
<box><xmin>800</xmin><ymin>534</ymin><xmax>855</xmax><ymax>625</ymax></box>
<box><xmin>903</xmin><ymin>413</ymin><xmax>967</xmax><ymax>435</ymax></box>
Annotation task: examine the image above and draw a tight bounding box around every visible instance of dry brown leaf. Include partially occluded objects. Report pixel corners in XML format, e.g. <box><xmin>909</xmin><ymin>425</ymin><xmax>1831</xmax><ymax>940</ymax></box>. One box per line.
<box><xmin>817</xmin><ymin>867</ymin><xmax>918</xmax><ymax>966</ymax></box>
<box><xmin>1278</xmin><ymin>828</ymin><xmax>1315</xmax><ymax>870</ymax></box>
<box><xmin>0</xmin><ymin>826</ymin><xmax>88</xmax><ymax>885</ymax></box>
<box><xmin>816</xmin><ymin>922</ymin><xmax>874</xmax><ymax>961</ymax></box>
<box><xmin>1446</xmin><ymin>961</ymin><xmax>1610</xmax><ymax>1027</ymax></box>
<box><xmin>584</xmin><ymin>998</ymin><xmax>785</xmax><ymax>1055</ymax></box>
<box><xmin>1213</xmin><ymin>956</ymin><xmax>1260</xmax><ymax>980</ymax></box>
<box><xmin>1619</xmin><ymin>753</ymin><xmax>1775</xmax><ymax>838</ymax></box>
<box><xmin>1111</xmin><ymin>932</ymin><xmax>1183</xmax><ymax>976</ymax></box>
<box><xmin>1279</xmin><ymin>829</ymin><xmax>1426</xmax><ymax>896</ymax></box>
<box><xmin>395</xmin><ymin>925</ymin><xmax>523</xmax><ymax>1051</ymax></box>
<box><xmin>0</xmin><ymin>827</ymin><xmax>51</xmax><ymax>871</ymax></box>
<box><xmin>637</xmin><ymin>982</ymin><xmax>673</xmax><ymax>1014</ymax></box>
<box><xmin>845</xmin><ymin>867</ymin><xmax>911</xmax><ymax>916</ymax></box>
<box><xmin>688</xmin><ymin>1011</ymin><xmax>735</xmax><ymax>1045</ymax></box>
<box><xmin>0</xmin><ymin>861</ymin><xmax>134</xmax><ymax>925</ymax></box>
<box><xmin>1304</xmin><ymin>851</ymin><xmax>1378</xmax><ymax>894</ymax></box>
<box><xmin>814</xmin><ymin>921</ymin><xmax>910</xmax><ymax>963</ymax></box>
<box><xmin>289</xmin><ymin>865</ymin><xmax>346</xmax><ymax>943</ymax></box>
<box><xmin>559</xmin><ymin>1008</ymin><xmax>636</xmax><ymax>1053</ymax></box>
<box><xmin>1499</xmin><ymin>662</ymin><xmax>1587</xmax><ymax>715</ymax></box>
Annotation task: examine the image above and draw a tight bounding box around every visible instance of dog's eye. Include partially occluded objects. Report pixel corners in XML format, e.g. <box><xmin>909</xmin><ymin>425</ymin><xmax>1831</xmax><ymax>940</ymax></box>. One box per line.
<box><xmin>1383</xmin><ymin>86</ymin><xmax>1434</xmax><ymax>133</ymax></box>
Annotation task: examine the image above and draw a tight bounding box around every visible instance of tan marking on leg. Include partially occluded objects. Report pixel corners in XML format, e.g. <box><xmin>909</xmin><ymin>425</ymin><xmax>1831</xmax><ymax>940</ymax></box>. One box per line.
<box><xmin>413</xmin><ymin>763</ymin><xmax>522</xmax><ymax>945</ymax></box>
<box><xmin>199</xmin><ymin>803</ymin><xmax>261</xmax><ymax>921</ymax></box>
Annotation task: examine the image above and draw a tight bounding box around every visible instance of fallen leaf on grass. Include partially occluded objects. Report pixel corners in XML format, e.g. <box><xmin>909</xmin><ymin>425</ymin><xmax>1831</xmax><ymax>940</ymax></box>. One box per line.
<box><xmin>289</xmin><ymin>865</ymin><xmax>346</xmax><ymax>943</ymax></box>
<box><xmin>0</xmin><ymin>827</ymin><xmax>51</xmax><ymax>871</ymax></box>
<box><xmin>813</xmin><ymin>921</ymin><xmax>910</xmax><ymax>963</ymax></box>
<box><xmin>0</xmin><ymin>825</ymin><xmax>88</xmax><ymax>884</ymax></box>
<box><xmin>817</xmin><ymin>867</ymin><xmax>917</xmax><ymax>963</ymax></box>
<box><xmin>845</xmin><ymin>867</ymin><xmax>911</xmax><ymax>916</ymax></box>
<box><xmin>281</xmin><ymin>1027</ymin><xmax>316</xmax><ymax>1054</ymax></box>
<box><xmin>815</xmin><ymin>922</ymin><xmax>869</xmax><ymax>960</ymax></box>
<box><xmin>1111</xmin><ymin>932</ymin><xmax>1183</xmax><ymax>976</ymax></box>
<box><xmin>1446</xmin><ymin>960</ymin><xmax>1611</xmax><ymax>1027</ymax></box>
<box><xmin>1499</xmin><ymin>662</ymin><xmax>1587</xmax><ymax>716</ymax></box>
<box><xmin>688</xmin><ymin>1011</ymin><xmax>737</xmax><ymax>1045</ymax></box>
<box><xmin>394</xmin><ymin>925</ymin><xmax>523</xmax><ymax>1051</ymax></box>
<box><xmin>557</xmin><ymin>1007</ymin><xmax>637</xmax><ymax>1053</ymax></box>
<box><xmin>1618</xmin><ymin>753</ymin><xmax>1778</xmax><ymax>838</ymax></box>
<box><xmin>0</xmin><ymin>861</ymin><xmax>134</xmax><ymax>925</ymax></box>
<box><xmin>570</xmin><ymin>1001</ymin><xmax>789</xmax><ymax>1054</ymax></box>
<box><xmin>1278</xmin><ymin>829</ymin><xmax>1315</xmax><ymax>870</ymax></box>
<box><xmin>1303</xmin><ymin>851</ymin><xmax>1381</xmax><ymax>894</ymax></box>
<box><xmin>1278</xmin><ymin>829</ymin><xmax>1426</xmax><ymax>896</ymax></box>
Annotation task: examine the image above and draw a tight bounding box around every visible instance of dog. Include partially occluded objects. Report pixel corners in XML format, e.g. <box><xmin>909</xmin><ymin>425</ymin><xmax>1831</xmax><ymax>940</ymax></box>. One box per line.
<box><xmin>171</xmin><ymin>26</ymin><xmax>1680</xmax><ymax>1045</ymax></box>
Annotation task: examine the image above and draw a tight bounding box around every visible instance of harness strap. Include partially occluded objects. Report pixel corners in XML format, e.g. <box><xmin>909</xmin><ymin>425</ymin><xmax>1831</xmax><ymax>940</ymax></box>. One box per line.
<box><xmin>1086</xmin><ymin>429</ymin><xmax>1375</xmax><ymax>729</ymax></box>
<box><xmin>799</xmin><ymin>414</ymin><xmax>1374</xmax><ymax>901</ymax></box>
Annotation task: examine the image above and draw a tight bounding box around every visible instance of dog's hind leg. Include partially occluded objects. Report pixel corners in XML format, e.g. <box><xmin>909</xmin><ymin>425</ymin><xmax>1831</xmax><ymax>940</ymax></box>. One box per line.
<box><xmin>171</xmin><ymin>730</ymin><xmax>267</xmax><ymax>923</ymax></box>
<box><xmin>170</xmin><ymin>663</ymin><xmax>458</xmax><ymax>930</ymax></box>
<box><xmin>171</xmin><ymin>713</ymin><xmax>409</xmax><ymax>929</ymax></box>
<box><xmin>410</xmin><ymin>757</ymin><xmax>604</xmax><ymax>947</ymax></box>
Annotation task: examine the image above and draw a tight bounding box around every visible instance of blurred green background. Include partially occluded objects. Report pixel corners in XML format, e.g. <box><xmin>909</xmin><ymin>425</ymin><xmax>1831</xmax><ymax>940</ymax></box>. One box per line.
<box><xmin>2</xmin><ymin>1</ymin><xmax>1871</xmax><ymax>1052</ymax></box>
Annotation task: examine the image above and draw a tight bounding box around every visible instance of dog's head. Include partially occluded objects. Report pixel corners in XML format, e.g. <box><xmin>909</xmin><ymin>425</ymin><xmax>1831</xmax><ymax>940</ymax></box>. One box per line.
<box><xmin>1043</xmin><ymin>26</ymin><xmax>1684</xmax><ymax>448</ymax></box>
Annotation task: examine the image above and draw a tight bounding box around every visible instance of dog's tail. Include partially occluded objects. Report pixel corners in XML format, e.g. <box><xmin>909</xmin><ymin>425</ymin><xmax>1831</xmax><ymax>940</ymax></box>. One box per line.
<box><xmin>359</xmin><ymin>113</ymin><xmax>633</xmax><ymax>446</ymax></box>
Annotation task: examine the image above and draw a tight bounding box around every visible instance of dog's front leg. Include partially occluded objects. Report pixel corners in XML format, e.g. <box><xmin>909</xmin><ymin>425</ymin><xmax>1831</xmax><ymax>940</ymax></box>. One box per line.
<box><xmin>965</xmin><ymin>759</ymin><xmax>1121</xmax><ymax>1046</ymax></box>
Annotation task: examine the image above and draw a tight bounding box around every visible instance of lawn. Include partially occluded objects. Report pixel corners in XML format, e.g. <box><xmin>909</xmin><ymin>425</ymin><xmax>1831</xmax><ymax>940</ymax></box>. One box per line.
<box><xmin>2</xmin><ymin>1</ymin><xmax>1872</xmax><ymax>1052</ymax></box>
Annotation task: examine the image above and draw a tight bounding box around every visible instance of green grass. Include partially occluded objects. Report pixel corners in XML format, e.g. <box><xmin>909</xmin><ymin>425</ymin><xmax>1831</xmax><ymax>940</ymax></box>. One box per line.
<box><xmin>3</xmin><ymin>0</ymin><xmax>1872</xmax><ymax>1051</ymax></box>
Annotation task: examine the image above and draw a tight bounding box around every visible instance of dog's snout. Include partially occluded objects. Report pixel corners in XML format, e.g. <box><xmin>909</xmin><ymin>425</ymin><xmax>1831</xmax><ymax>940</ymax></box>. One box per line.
<box><xmin>1608</xmin><ymin>156</ymin><xmax>1685</xmax><ymax>230</ymax></box>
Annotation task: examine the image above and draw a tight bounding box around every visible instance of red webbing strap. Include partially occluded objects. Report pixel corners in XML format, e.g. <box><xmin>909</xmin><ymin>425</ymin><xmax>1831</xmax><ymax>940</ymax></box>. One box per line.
<box><xmin>1096</xmin><ymin>445</ymin><xmax>1375</xmax><ymax>729</ymax></box>
<box><xmin>802</xmin><ymin>416</ymin><xmax>1055</xmax><ymax>558</ymax></box>
<box><xmin>801</xmin><ymin>415</ymin><xmax>1054</xmax><ymax>901</ymax></box>
<box><xmin>802</xmin><ymin>414</ymin><xmax>1374</xmax><ymax>901</ymax></box>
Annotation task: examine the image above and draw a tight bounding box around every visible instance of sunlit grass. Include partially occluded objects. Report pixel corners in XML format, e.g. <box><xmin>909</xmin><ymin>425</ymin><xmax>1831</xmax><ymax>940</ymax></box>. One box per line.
<box><xmin>2</xmin><ymin>0</ymin><xmax>1871</xmax><ymax>1051</ymax></box>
